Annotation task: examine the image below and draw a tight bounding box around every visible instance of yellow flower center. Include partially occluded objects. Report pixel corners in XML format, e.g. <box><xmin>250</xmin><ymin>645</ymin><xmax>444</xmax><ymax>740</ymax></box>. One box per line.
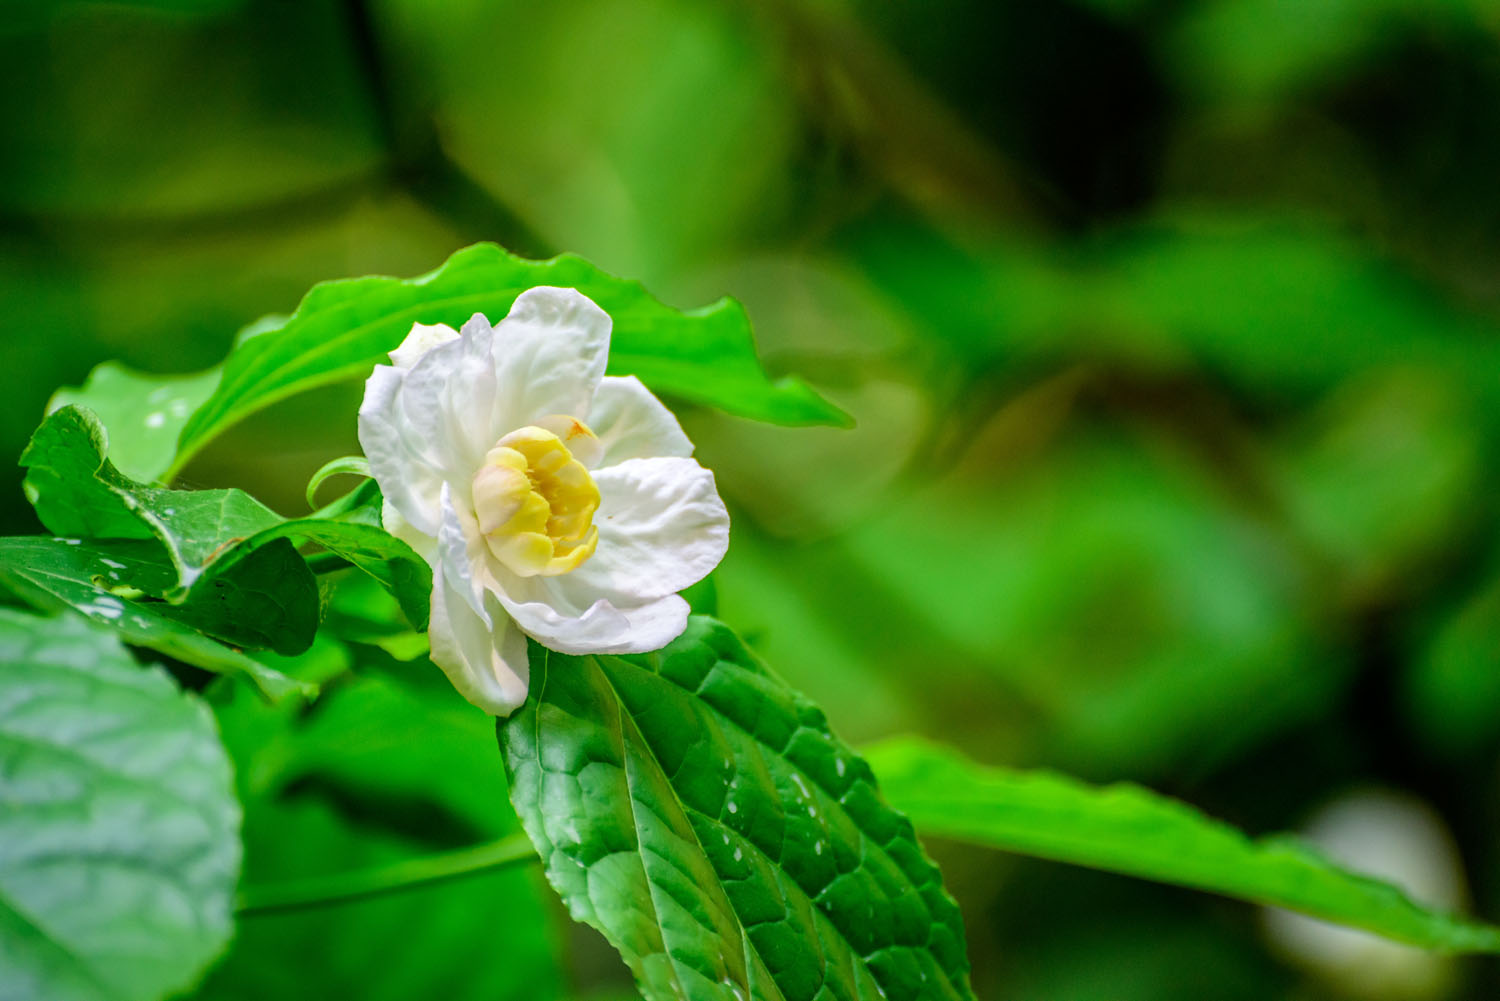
<box><xmin>471</xmin><ymin>417</ymin><xmax>601</xmax><ymax>577</ymax></box>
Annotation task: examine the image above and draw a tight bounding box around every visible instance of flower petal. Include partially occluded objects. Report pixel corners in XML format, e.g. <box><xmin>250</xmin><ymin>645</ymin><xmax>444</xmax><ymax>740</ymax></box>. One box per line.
<box><xmin>574</xmin><ymin>457</ymin><xmax>729</xmax><ymax>602</ymax></box>
<box><xmin>491</xmin><ymin>287</ymin><xmax>610</xmax><ymax>428</ymax></box>
<box><xmin>428</xmin><ymin>560</ymin><xmax>531</xmax><ymax>716</ymax></box>
<box><xmin>389</xmin><ymin>321</ymin><xmax>459</xmax><ymax>370</ymax></box>
<box><xmin>358</xmin><ymin>364</ymin><xmax>444</xmax><ymax>537</ymax></box>
<box><xmin>586</xmin><ymin>376</ymin><xmax>693</xmax><ymax>467</ymax></box>
<box><xmin>493</xmin><ymin>576</ymin><xmax>691</xmax><ymax>656</ymax></box>
<box><xmin>436</xmin><ymin>482</ymin><xmax>491</xmax><ymax>620</ymax></box>
<box><xmin>381</xmin><ymin>498</ymin><xmax>437</xmax><ymax>563</ymax></box>
<box><xmin>399</xmin><ymin>313</ymin><xmax>500</xmax><ymax>482</ymax></box>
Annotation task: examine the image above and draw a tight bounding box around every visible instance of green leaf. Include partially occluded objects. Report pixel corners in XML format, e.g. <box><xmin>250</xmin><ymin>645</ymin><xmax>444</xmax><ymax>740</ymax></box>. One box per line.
<box><xmin>21</xmin><ymin>406</ymin><xmax>320</xmax><ymax>654</ymax></box>
<box><xmin>237</xmin><ymin>518</ymin><xmax>429</xmax><ymax>632</ymax></box>
<box><xmin>0</xmin><ymin>536</ymin><xmax>312</xmax><ymax>701</ymax></box>
<box><xmin>0</xmin><ymin>606</ymin><xmax>241</xmax><ymax>1001</ymax></box>
<box><xmin>225</xmin><ymin>479</ymin><xmax>430</xmax><ymax>631</ymax></box>
<box><xmin>499</xmin><ymin>617</ymin><xmax>975</xmax><ymax>1001</ymax></box>
<box><xmin>48</xmin><ymin>362</ymin><xmax>221</xmax><ymax>484</ymax></box>
<box><xmin>172</xmin><ymin>243</ymin><xmax>849</xmax><ymax>475</ymax></box>
<box><xmin>23</xmin><ymin>406</ymin><xmax>289</xmax><ymax>591</ymax></box>
<box><xmin>866</xmin><ymin>737</ymin><xmax>1500</xmax><ymax>954</ymax></box>
<box><xmin>22</xmin><ymin>406</ymin><xmax>428</xmax><ymax>640</ymax></box>
<box><xmin>172</xmin><ymin>536</ymin><xmax>321</xmax><ymax>656</ymax></box>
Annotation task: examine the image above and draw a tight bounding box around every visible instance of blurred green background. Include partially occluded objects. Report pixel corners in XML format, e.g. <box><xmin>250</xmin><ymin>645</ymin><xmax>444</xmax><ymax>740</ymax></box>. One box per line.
<box><xmin>6</xmin><ymin>0</ymin><xmax>1500</xmax><ymax>998</ymax></box>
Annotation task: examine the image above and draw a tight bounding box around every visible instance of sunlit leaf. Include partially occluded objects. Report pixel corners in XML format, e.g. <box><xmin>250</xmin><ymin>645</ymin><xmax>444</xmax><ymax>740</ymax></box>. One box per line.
<box><xmin>0</xmin><ymin>607</ymin><xmax>240</xmax><ymax>1001</ymax></box>
<box><xmin>0</xmin><ymin>536</ymin><xmax>311</xmax><ymax>701</ymax></box>
<box><xmin>500</xmin><ymin>616</ymin><xmax>975</xmax><ymax>1001</ymax></box>
<box><xmin>23</xmin><ymin>406</ymin><xmax>288</xmax><ymax>592</ymax></box>
<box><xmin>867</xmin><ymin>737</ymin><xmax>1500</xmax><ymax>954</ymax></box>
<box><xmin>172</xmin><ymin>243</ymin><xmax>848</xmax><ymax>475</ymax></box>
<box><xmin>22</xmin><ymin>406</ymin><xmax>428</xmax><ymax>640</ymax></box>
<box><xmin>48</xmin><ymin>362</ymin><xmax>221</xmax><ymax>484</ymax></box>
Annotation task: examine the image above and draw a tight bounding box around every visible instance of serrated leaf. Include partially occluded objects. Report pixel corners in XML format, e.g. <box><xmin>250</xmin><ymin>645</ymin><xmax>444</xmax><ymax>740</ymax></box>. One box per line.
<box><xmin>0</xmin><ymin>606</ymin><xmax>241</xmax><ymax>1001</ymax></box>
<box><xmin>22</xmin><ymin>406</ymin><xmax>427</xmax><ymax>642</ymax></box>
<box><xmin>866</xmin><ymin>736</ymin><xmax>1500</xmax><ymax>954</ymax></box>
<box><xmin>0</xmin><ymin>536</ymin><xmax>311</xmax><ymax>701</ymax></box>
<box><xmin>48</xmin><ymin>362</ymin><xmax>220</xmax><ymax>484</ymax></box>
<box><xmin>499</xmin><ymin>617</ymin><xmax>974</xmax><ymax>1001</ymax></box>
<box><xmin>171</xmin><ymin>243</ymin><xmax>849</xmax><ymax>476</ymax></box>
<box><xmin>23</xmin><ymin>406</ymin><xmax>288</xmax><ymax>592</ymax></box>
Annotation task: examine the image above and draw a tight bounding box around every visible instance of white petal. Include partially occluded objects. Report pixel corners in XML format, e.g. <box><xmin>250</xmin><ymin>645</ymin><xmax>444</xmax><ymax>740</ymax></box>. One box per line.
<box><xmin>357</xmin><ymin>365</ymin><xmax>444</xmax><ymax>537</ymax></box>
<box><xmin>491</xmin><ymin>287</ymin><xmax>610</xmax><ymax>429</ymax></box>
<box><xmin>381</xmin><ymin>498</ymin><xmax>437</xmax><ymax>563</ymax></box>
<box><xmin>399</xmin><ymin>313</ymin><xmax>500</xmax><ymax>481</ymax></box>
<box><xmin>586</xmin><ymin>376</ymin><xmax>693</xmax><ymax>467</ymax></box>
<box><xmin>436</xmin><ymin>482</ymin><xmax>491</xmax><ymax>620</ymax></box>
<box><xmin>428</xmin><ymin>561</ymin><xmax>531</xmax><ymax>716</ymax></box>
<box><xmin>575</xmin><ymin>457</ymin><xmax>729</xmax><ymax>601</ymax></box>
<box><xmin>495</xmin><ymin>577</ymin><xmax>690</xmax><ymax>656</ymax></box>
<box><xmin>389</xmin><ymin>321</ymin><xmax>459</xmax><ymax>370</ymax></box>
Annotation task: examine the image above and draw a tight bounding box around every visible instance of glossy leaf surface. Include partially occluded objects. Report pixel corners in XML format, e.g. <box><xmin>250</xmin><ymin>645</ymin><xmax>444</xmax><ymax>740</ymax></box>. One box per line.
<box><xmin>173</xmin><ymin>244</ymin><xmax>848</xmax><ymax>474</ymax></box>
<box><xmin>500</xmin><ymin>617</ymin><xmax>974</xmax><ymax>1001</ymax></box>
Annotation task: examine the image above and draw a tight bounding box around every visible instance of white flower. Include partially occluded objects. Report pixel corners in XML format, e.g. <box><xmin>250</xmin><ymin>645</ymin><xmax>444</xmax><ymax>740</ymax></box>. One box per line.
<box><xmin>357</xmin><ymin>287</ymin><xmax>730</xmax><ymax>716</ymax></box>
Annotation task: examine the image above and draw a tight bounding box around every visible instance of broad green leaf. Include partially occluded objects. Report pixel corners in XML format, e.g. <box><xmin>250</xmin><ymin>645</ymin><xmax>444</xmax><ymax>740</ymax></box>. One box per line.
<box><xmin>866</xmin><ymin>737</ymin><xmax>1500</xmax><ymax>954</ymax></box>
<box><xmin>172</xmin><ymin>243</ymin><xmax>849</xmax><ymax>475</ymax></box>
<box><xmin>0</xmin><ymin>607</ymin><xmax>240</xmax><ymax>1001</ymax></box>
<box><xmin>22</xmin><ymin>406</ymin><xmax>428</xmax><ymax>639</ymax></box>
<box><xmin>499</xmin><ymin>617</ymin><xmax>975</xmax><ymax>1001</ymax></box>
<box><xmin>21</xmin><ymin>406</ymin><xmax>320</xmax><ymax>654</ymax></box>
<box><xmin>268</xmin><ymin>478</ymin><xmax>430</xmax><ymax>630</ymax></box>
<box><xmin>228</xmin><ymin>517</ymin><xmax>430</xmax><ymax>632</ymax></box>
<box><xmin>0</xmin><ymin>536</ymin><xmax>311</xmax><ymax>701</ymax></box>
<box><xmin>49</xmin><ymin>362</ymin><xmax>220</xmax><ymax>484</ymax></box>
<box><xmin>22</xmin><ymin>406</ymin><xmax>290</xmax><ymax>590</ymax></box>
<box><xmin>185</xmin><ymin>479</ymin><xmax>429</xmax><ymax>635</ymax></box>
<box><xmin>170</xmin><ymin>536</ymin><xmax>321</xmax><ymax>655</ymax></box>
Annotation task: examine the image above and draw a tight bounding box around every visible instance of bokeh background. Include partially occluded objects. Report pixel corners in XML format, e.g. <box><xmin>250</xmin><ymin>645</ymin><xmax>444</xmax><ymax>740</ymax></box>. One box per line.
<box><xmin>6</xmin><ymin>1</ymin><xmax>1500</xmax><ymax>998</ymax></box>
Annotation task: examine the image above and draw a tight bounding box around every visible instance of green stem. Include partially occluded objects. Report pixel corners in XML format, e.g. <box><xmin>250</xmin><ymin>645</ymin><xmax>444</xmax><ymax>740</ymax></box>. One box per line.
<box><xmin>236</xmin><ymin>833</ymin><xmax>537</xmax><ymax>916</ymax></box>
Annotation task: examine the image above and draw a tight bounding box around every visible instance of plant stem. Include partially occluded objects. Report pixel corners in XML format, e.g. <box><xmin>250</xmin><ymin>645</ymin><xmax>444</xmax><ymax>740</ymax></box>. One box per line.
<box><xmin>236</xmin><ymin>833</ymin><xmax>537</xmax><ymax>916</ymax></box>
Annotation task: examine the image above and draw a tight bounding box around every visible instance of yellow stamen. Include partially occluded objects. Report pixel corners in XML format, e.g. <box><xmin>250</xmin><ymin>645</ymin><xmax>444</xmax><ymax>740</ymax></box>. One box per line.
<box><xmin>471</xmin><ymin>421</ymin><xmax>601</xmax><ymax>577</ymax></box>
